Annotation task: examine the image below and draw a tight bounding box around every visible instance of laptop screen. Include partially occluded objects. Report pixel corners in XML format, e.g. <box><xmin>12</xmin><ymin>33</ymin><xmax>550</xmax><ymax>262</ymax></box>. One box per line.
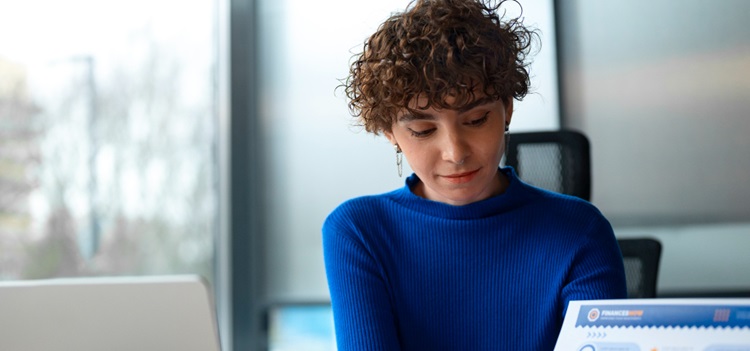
<box><xmin>0</xmin><ymin>275</ymin><xmax>221</xmax><ymax>351</ymax></box>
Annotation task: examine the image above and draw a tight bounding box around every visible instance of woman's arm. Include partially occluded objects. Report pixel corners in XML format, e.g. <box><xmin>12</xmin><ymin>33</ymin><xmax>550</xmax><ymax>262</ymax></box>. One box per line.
<box><xmin>559</xmin><ymin>214</ymin><xmax>628</xmax><ymax>318</ymax></box>
<box><xmin>322</xmin><ymin>209</ymin><xmax>401</xmax><ymax>351</ymax></box>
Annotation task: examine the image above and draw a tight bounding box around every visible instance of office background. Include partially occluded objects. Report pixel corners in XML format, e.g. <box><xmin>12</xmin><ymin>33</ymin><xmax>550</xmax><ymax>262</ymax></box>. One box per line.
<box><xmin>1</xmin><ymin>0</ymin><xmax>748</xmax><ymax>350</ymax></box>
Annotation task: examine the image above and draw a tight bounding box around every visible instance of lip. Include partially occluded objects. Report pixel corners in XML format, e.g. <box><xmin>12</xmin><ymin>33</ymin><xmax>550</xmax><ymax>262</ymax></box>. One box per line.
<box><xmin>442</xmin><ymin>169</ymin><xmax>480</xmax><ymax>184</ymax></box>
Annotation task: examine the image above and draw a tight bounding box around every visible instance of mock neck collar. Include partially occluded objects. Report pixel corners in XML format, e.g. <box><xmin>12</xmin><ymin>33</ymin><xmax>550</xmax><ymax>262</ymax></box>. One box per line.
<box><xmin>391</xmin><ymin>167</ymin><xmax>527</xmax><ymax>219</ymax></box>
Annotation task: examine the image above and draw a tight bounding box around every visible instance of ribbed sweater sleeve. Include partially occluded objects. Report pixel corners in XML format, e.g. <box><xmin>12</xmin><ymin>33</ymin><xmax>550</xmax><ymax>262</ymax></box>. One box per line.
<box><xmin>322</xmin><ymin>167</ymin><xmax>626</xmax><ymax>351</ymax></box>
<box><xmin>323</xmin><ymin>204</ymin><xmax>402</xmax><ymax>350</ymax></box>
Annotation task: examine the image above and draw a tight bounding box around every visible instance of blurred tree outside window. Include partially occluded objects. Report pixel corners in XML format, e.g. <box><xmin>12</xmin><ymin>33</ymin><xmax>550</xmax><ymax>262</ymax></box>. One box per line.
<box><xmin>0</xmin><ymin>0</ymin><xmax>218</xmax><ymax>283</ymax></box>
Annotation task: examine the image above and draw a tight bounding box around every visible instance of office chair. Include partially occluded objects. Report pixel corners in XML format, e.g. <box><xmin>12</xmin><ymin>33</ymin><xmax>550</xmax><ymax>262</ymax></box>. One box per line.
<box><xmin>504</xmin><ymin>130</ymin><xmax>591</xmax><ymax>200</ymax></box>
<box><xmin>505</xmin><ymin>131</ymin><xmax>662</xmax><ymax>298</ymax></box>
<box><xmin>617</xmin><ymin>238</ymin><xmax>662</xmax><ymax>298</ymax></box>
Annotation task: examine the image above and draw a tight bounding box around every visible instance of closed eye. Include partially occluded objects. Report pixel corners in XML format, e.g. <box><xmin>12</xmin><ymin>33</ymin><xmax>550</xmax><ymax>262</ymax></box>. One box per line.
<box><xmin>466</xmin><ymin>112</ymin><xmax>489</xmax><ymax>127</ymax></box>
<box><xmin>408</xmin><ymin>128</ymin><xmax>436</xmax><ymax>138</ymax></box>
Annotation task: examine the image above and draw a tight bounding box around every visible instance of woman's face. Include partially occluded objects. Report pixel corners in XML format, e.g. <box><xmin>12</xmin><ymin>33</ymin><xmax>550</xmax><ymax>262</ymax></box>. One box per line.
<box><xmin>385</xmin><ymin>95</ymin><xmax>513</xmax><ymax>206</ymax></box>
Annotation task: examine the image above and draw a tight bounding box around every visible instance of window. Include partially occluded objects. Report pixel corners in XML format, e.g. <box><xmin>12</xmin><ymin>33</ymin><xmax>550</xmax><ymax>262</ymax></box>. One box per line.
<box><xmin>0</xmin><ymin>0</ymin><xmax>218</xmax><ymax>282</ymax></box>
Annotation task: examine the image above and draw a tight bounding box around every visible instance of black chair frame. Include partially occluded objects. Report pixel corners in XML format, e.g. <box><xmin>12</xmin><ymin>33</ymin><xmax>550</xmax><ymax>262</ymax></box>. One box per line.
<box><xmin>505</xmin><ymin>130</ymin><xmax>591</xmax><ymax>201</ymax></box>
<box><xmin>617</xmin><ymin>238</ymin><xmax>662</xmax><ymax>298</ymax></box>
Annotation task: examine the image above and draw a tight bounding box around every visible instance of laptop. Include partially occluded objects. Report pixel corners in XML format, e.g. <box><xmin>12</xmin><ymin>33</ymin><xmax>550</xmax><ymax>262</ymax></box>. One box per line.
<box><xmin>0</xmin><ymin>275</ymin><xmax>221</xmax><ymax>351</ymax></box>
<box><xmin>554</xmin><ymin>298</ymin><xmax>750</xmax><ymax>351</ymax></box>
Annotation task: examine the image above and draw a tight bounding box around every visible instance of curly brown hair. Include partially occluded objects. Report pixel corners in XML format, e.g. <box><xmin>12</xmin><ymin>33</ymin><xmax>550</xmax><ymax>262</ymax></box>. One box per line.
<box><xmin>343</xmin><ymin>0</ymin><xmax>537</xmax><ymax>134</ymax></box>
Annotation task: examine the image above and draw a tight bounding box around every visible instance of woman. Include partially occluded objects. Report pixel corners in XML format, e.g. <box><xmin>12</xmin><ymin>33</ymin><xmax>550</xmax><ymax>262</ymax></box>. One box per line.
<box><xmin>322</xmin><ymin>0</ymin><xmax>627</xmax><ymax>350</ymax></box>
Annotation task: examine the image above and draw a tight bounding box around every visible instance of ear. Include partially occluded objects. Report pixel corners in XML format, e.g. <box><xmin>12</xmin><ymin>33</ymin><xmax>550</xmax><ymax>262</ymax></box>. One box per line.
<box><xmin>384</xmin><ymin>130</ymin><xmax>397</xmax><ymax>146</ymax></box>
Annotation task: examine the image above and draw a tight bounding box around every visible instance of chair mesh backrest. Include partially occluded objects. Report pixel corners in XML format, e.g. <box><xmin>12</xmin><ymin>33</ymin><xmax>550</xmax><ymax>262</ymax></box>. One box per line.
<box><xmin>505</xmin><ymin>130</ymin><xmax>591</xmax><ymax>201</ymax></box>
<box><xmin>622</xmin><ymin>257</ymin><xmax>644</xmax><ymax>298</ymax></box>
<box><xmin>617</xmin><ymin>238</ymin><xmax>662</xmax><ymax>298</ymax></box>
<box><xmin>516</xmin><ymin>143</ymin><xmax>565</xmax><ymax>193</ymax></box>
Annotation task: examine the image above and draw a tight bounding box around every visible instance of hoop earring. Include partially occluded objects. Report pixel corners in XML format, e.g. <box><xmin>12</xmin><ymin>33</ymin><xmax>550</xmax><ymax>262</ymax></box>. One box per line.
<box><xmin>394</xmin><ymin>144</ymin><xmax>403</xmax><ymax>177</ymax></box>
<box><xmin>504</xmin><ymin>124</ymin><xmax>510</xmax><ymax>158</ymax></box>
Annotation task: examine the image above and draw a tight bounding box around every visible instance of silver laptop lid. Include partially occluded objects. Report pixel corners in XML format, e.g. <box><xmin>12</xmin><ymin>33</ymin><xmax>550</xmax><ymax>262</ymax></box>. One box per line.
<box><xmin>0</xmin><ymin>275</ymin><xmax>221</xmax><ymax>351</ymax></box>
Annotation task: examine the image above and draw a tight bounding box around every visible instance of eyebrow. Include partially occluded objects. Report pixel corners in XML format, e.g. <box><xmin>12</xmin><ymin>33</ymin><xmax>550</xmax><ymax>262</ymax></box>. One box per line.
<box><xmin>457</xmin><ymin>96</ymin><xmax>496</xmax><ymax>113</ymax></box>
<box><xmin>397</xmin><ymin>96</ymin><xmax>497</xmax><ymax>122</ymax></box>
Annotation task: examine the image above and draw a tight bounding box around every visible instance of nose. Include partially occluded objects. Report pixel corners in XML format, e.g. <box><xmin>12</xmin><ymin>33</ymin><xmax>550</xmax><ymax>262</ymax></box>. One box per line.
<box><xmin>441</xmin><ymin>130</ymin><xmax>470</xmax><ymax>165</ymax></box>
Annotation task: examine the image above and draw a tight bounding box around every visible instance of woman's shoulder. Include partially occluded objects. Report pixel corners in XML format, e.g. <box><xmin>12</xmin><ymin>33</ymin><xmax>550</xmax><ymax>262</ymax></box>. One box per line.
<box><xmin>503</xmin><ymin>167</ymin><xmax>596</xmax><ymax>210</ymax></box>
<box><xmin>512</xmin><ymin>179</ymin><xmax>611</xmax><ymax>232</ymax></box>
<box><xmin>506</xmin><ymin>167</ymin><xmax>601</xmax><ymax>216</ymax></box>
<box><xmin>334</xmin><ymin>188</ymin><xmax>400</xmax><ymax>211</ymax></box>
<box><xmin>525</xmin><ymin>185</ymin><xmax>600</xmax><ymax>213</ymax></box>
<box><xmin>325</xmin><ymin>189</ymin><xmax>402</xmax><ymax>226</ymax></box>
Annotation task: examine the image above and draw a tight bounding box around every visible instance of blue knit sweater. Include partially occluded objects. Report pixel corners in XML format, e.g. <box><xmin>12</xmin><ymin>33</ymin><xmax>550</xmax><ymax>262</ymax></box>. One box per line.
<box><xmin>323</xmin><ymin>167</ymin><xmax>626</xmax><ymax>350</ymax></box>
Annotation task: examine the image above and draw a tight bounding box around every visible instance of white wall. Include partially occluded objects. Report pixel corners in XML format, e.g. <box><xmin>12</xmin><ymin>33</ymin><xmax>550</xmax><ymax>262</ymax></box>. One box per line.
<box><xmin>258</xmin><ymin>0</ymin><xmax>560</xmax><ymax>301</ymax></box>
<box><xmin>558</xmin><ymin>0</ymin><xmax>750</xmax><ymax>295</ymax></box>
<box><xmin>617</xmin><ymin>224</ymin><xmax>750</xmax><ymax>295</ymax></box>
